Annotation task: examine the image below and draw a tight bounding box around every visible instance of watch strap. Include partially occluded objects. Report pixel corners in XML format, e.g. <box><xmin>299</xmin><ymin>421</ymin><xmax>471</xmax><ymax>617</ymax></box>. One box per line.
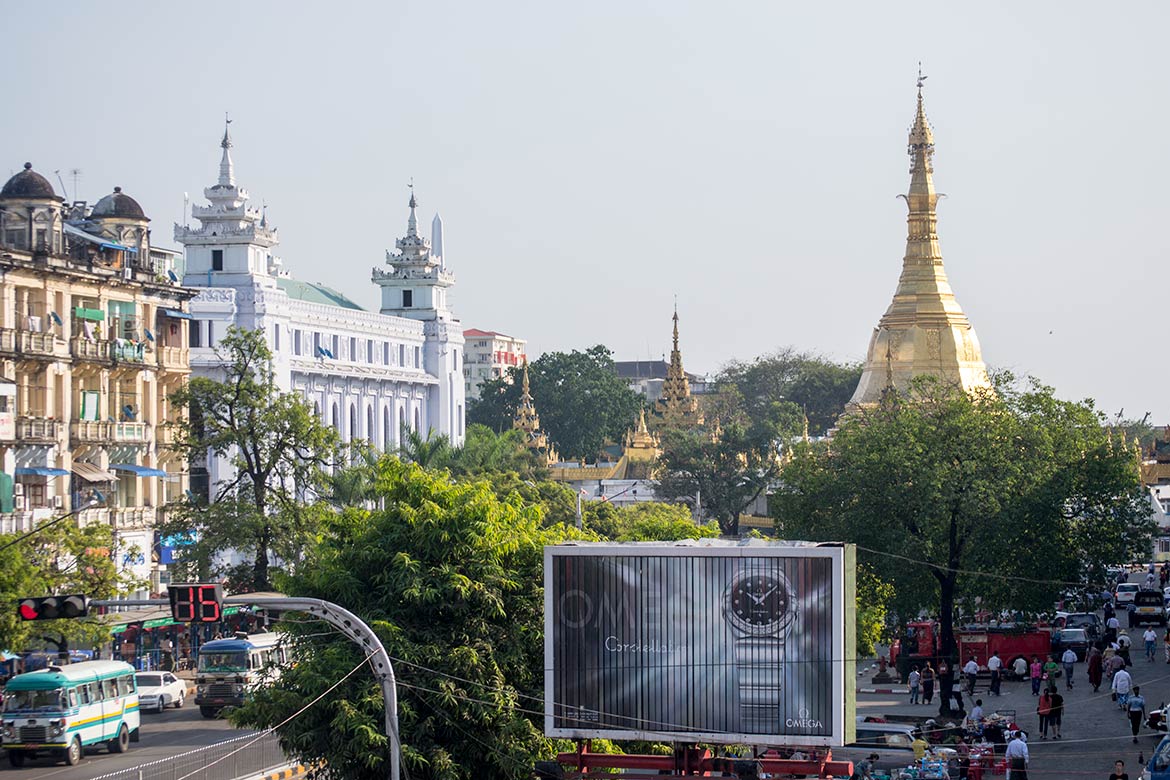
<box><xmin>735</xmin><ymin>636</ymin><xmax>784</xmax><ymax>734</ymax></box>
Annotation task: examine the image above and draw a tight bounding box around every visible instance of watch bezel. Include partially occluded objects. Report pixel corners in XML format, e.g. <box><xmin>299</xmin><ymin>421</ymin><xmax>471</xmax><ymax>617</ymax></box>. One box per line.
<box><xmin>723</xmin><ymin>567</ymin><xmax>797</xmax><ymax>637</ymax></box>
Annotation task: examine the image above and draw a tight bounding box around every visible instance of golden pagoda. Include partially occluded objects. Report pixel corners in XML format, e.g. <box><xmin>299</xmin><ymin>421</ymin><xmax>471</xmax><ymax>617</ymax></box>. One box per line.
<box><xmin>621</xmin><ymin>408</ymin><xmax>661</xmax><ymax>479</ymax></box>
<box><xmin>847</xmin><ymin>74</ymin><xmax>992</xmax><ymax>408</ymax></box>
<box><xmin>513</xmin><ymin>359</ymin><xmax>558</xmax><ymax>465</ymax></box>
<box><xmin>653</xmin><ymin>307</ymin><xmax>703</xmax><ymax>429</ymax></box>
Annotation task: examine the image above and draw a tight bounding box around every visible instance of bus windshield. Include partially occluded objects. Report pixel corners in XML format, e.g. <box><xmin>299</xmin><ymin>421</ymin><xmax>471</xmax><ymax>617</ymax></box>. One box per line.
<box><xmin>199</xmin><ymin>651</ymin><xmax>247</xmax><ymax>672</ymax></box>
<box><xmin>4</xmin><ymin>689</ymin><xmax>64</xmax><ymax>712</ymax></box>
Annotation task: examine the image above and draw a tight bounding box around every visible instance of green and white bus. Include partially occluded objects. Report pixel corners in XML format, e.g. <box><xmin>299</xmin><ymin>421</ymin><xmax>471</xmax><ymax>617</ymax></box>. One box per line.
<box><xmin>1</xmin><ymin>660</ymin><xmax>140</xmax><ymax>767</ymax></box>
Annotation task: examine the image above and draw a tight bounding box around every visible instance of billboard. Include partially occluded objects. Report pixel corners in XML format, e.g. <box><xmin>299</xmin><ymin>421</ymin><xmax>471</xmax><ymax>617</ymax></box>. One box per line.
<box><xmin>545</xmin><ymin>540</ymin><xmax>855</xmax><ymax>747</ymax></box>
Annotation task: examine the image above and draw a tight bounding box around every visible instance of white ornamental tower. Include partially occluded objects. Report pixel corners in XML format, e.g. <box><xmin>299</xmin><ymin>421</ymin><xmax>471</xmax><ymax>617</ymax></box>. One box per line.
<box><xmin>373</xmin><ymin>189</ymin><xmax>465</xmax><ymax>442</ymax></box>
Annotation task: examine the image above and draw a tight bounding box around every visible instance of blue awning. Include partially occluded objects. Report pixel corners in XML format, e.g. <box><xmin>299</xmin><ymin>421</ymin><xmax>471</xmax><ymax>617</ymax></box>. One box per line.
<box><xmin>110</xmin><ymin>464</ymin><xmax>168</xmax><ymax>478</ymax></box>
<box><xmin>163</xmin><ymin>309</ymin><xmax>192</xmax><ymax>320</ymax></box>
<box><xmin>14</xmin><ymin>467</ymin><xmax>70</xmax><ymax>477</ymax></box>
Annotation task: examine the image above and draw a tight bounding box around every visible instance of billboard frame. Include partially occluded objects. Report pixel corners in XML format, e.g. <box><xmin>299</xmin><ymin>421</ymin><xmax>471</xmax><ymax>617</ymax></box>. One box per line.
<box><xmin>543</xmin><ymin>539</ymin><xmax>856</xmax><ymax>748</ymax></box>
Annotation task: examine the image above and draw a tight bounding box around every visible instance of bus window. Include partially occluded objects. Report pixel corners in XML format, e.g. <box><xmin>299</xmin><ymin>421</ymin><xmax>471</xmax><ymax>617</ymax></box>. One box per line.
<box><xmin>117</xmin><ymin>676</ymin><xmax>134</xmax><ymax>696</ymax></box>
<box><xmin>68</xmin><ymin>688</ymin><xmax>79</xmax><ymax>708</ymax></box>
<box><xmin>99</xmin><ymin>679</ymin><xmax>115</xmax><ymax>700</ymax></box>
<box><xmin>79</xmin><ymin>685</ymin><xmax>91</xmax><ymax>705</ymax></box>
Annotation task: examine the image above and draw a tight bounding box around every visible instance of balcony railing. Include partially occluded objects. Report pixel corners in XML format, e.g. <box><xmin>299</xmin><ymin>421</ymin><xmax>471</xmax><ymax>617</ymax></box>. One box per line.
<box><xmin>0</xmin><ymin>329</ymin><xmax>13</xmax><ymax>352</ymax></box>
<box><xmin>71</xmin><ymin>337</ymin><xmax>111</xmax><ymax>362</ymax></box>
<box><xmin>71</xmin><ymin>420</ymin><xmax>113</xmax><ymax>443</ymax></box>
<box><xmin>113</xmin><ymin>422</ymin><xmax>149</xmax><ymax>443</ymax></box>
<box><xmin>111</xmin><ymin>507</ymin><xmax>155</xmax><ymax>530</ymax></box>
<box><xmin>157</xmin><ymin>345</ymin><xmax>189</xmax><ymax>371</ymax></box>
<box><xmin>111</xmin><ymin>341</ymin><xmax>147</xmax><ymax>364</ymax></box>
<box><xmin>16</xmin><ymin>417</ymin><xmax>60</xmax><ymax>443</ymax></box>
<box><xmin>15</xmin><ymin>330</ymin><xmax>66</xmax><ymax>358</ymax></box>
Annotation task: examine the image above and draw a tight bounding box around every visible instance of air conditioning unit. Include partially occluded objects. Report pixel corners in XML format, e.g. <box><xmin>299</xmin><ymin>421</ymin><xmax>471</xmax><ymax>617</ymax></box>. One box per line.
<box><xmin>13</xmin><ymin>483</ymin><xmax>24</xmax><ymax>497</ymax></box>
<box><xmin>52</xmin><ymin>495</ymin><xmax>64</xmax><ymax>509</ymax></box>
<box><xmin>14</xmin><ymin>497</ymin><xmax>26</xmax><ymax>511</ymax></box>
<box><xmin>122</xmin><ymin>266</ymin><xmax>133</xmax><ymax>280</ymax></box>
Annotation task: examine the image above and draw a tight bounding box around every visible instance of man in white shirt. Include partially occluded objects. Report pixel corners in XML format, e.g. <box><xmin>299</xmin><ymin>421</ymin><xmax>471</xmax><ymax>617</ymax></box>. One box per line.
<box><xmin>1004</xmin><ymin>732</ymin><xmax>1029</xmax><ymax>779</ymax></box>
<box><xmin>1106</xmin><ymin>614</ymin><xmax>1121</xmax><ymax>644</ymax></box>
<box><xmin>1060</xmin><ymin>648</ymin><xmax>1077</xmax><ymax>689</ymax></box>
<box><xmin>1144</xmin><ymin>628</ymin><xmax>1158</xmax><ymax>662</ymax></box>
<box><xmin>1113</xmin><ymin>666</ymin><xmax>1133</xmax><ymax>710</ymax></box>
<box><xmin>988</xmin><ymin>652</ymin><xmax>1003</xmax><ymax>695</ymax></box>
<box><xmin>963</xmin><ymin>656</ymin><xmax>980</xmax><ymax>695</ymax></box>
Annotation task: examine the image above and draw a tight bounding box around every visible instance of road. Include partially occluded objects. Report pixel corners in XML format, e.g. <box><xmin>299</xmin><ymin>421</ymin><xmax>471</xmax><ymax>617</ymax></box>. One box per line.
<box><xmin>858</xmin><ymin>570</ymin><xmax>1170</xmax><ymax>779</ymax></box>
<box><xmin>0</xmin><ymin>704</ymin><xmax>256</xmax><ymax>779</ymax></box>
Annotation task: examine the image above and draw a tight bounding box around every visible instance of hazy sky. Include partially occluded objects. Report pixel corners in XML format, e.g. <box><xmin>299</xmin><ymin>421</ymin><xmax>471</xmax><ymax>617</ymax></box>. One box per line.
<box><xmin>5</xmin><ymin>3</ymin><xmax>1168</xmax><ymax>421</ymax></box>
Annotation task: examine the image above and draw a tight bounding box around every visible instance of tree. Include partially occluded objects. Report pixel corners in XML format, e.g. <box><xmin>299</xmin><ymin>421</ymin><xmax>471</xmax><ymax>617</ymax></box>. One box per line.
<box><xmin>656</xmin><ymin>390</ymin><xmax>803</xmax><ymax>535</ymax></box>
<box><xmin>773</xmin><ymin>375</ymin><xmax>1154</xmax><ymax>706</ymax></box>
<box><xmin>231</xmin><ymin>457</ymin><xmax>591</xmax><ymax>780</ymax></box>
<box><xmin>448</xmin><ymin>425</ymin><xmax>545</xmax><ymax>480</ymax></box>
<box><xmin>719</xmin><ymin>348</ymin><xmax>862</xmax><ymax>436</ymax></box>
<box><xmin>468</xmin><ymin>346</ymin><xmax>644</xmax><ymax>461</ymax></box>
<box><xmin>164</xmin><ymin>327</ymin><xmax>339</xmax><ymax>591</ymax></box>
<box><xmin>584</xmin><ymin>501</ymin><xmax>719</xmax><ymax>541</ymax></box>
<box><xmin>0</xmin><ymin>521</ymin><xmax>127</xmax><ymax>655</ymax></box>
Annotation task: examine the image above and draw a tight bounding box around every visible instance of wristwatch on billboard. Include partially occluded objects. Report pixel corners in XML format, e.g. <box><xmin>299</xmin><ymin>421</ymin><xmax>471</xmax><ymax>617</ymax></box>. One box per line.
<box><xmin>723</xmin><ymin>566</ymin><xmax>796</xmax><ymax>734</ymax></box>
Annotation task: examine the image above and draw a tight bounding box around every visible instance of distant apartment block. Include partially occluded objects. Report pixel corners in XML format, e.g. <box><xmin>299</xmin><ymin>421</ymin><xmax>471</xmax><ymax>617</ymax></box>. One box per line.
<box><xmin>463</xmin><ymin>329</ymin><xmax>526</xmax><ymax>399</ymax></box>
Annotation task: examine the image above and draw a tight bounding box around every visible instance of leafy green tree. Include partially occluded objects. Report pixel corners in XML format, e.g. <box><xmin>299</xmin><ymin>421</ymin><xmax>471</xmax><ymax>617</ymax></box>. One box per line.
<box><xmin>856</xmin><ymin>565</ymin><xmax>894</xmax><ymax>657</ymax></box>
<box><xmin>719</xmin><ymin>348</ymin><xmax>862</xmax><ymax>436</ymax></box>
<box><xmin>232</xmin><ymin>457</ymin><xmax>590</xmax><ymax>780</ymax></box>
<box><xmin>0</xmin><ymin>521</ymin><xmax>127</xmax><ymax>655</ymax></box>
<box><xmin>164</xmin><ymin>327</ymin><xmax>339</xmax><ymax>591</ymax></box>
<box><xmin>583</xmin><ymin>501</ymin><xmax>718</xmax><ymax>541</ymax></box>
<box><xmin>773</xmin><ymin>375</ymin><xmax>1154</xmax><ymax>697</ymax></box>
<box><xmin>449</xmin><ymin>425</ymin><xmax>544</xmax><ymax>479</ymax></box>
<box><xmin>398</xmin><ymin>429</ymin><xmax>454</xmax><ymax>470</ymax></box>
<box><xmin>468</xmin><ymin>346</ymin><xmax>644</xmax><ymax>461</ymax></box>
<box><xmin>656</xmin><ymin>391</ymin><xmax>803</xmax><ymax>536</ymax></box>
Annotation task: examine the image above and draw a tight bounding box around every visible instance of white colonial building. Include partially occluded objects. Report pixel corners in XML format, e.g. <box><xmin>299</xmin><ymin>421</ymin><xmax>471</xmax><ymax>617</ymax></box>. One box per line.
<box><xmin>176</xmin><ymin>123</ymin><xmax>465</xmax><ymax>495</ymax></box>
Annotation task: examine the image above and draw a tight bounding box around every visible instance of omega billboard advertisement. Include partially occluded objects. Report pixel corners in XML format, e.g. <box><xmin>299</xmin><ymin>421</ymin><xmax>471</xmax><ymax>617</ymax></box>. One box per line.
<box><xmin>545</xmin><ymin>540</ymin><xmax>856</xmax><ymax>747</ymax></box>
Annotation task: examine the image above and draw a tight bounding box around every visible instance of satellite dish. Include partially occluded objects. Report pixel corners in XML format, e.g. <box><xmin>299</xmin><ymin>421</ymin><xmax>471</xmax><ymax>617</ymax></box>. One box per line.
<box><xmin>144</xmin><ymin>328</ymin><xmax>155</xmax><ymax>342</ymax></box>
<box><xmin>167</xmin><ymin>269</ymin><xmax>178</xmax><ymax>283</ymax></box>
<box><xmin>50</xmin><ymin>311</ymin><xmax>63</xmax><ymax>326</ymax></box>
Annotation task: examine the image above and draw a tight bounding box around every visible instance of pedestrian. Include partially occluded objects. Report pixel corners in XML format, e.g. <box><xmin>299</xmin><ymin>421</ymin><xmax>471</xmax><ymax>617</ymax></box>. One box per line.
<box><xmin>1145</xmin><ymin>628</ymin><xmax>1158</xmax><ymax>662</ymax></box>
<box><xmin>955</xmin><ymin>738</ymin><xmax>971</xmax><ymax>780</ymax></box>
<box><xmin>1062</xmin><ymin>647</ymin><xmax>1077</xmax><ymax>689</ymax></box>
<box><xmin>1105</xmin><ymin>599</ymin><xmax>1116</xmax><ymax>622</ymax></box>
<box><xmin>1107</xmin><ymin>651</ymin><xmax>1127</xmax><ymax>679</ymax></box>
<box><xmin>1128</xmin><ymin>685</ymin><xmax>1147</xmax><ymax>743</ymax></box>
<box><xmin>909</xmin><ymin>666</ymin><xmax>921</xmax><ymax>705</ymax></box>
<box><xmin>1106</xmin><ymin>614</ymin><xmax>1121</xmax><ymax>644</ymax></box>
<box><xmin>1037</xmin><ymin>689</ymin><xmax>1052</xmax><ymax>739</ymax></box>
<box><xmin>1004</xmin><ymin>731</ymin><xmax>1029</xmax><ymax>780</ymax></box>
<box><xmin>1088</xmin><ymin>645</ymin><xmax>1104</xmax><ymax>692</ymax></box>
<box><xmin>921</xmin><ymin>662</ymin><xmax>935</xmax><ymax>705</ymax></box>
<box><xmin>911</xmin><ymin>730</ymin><xmax>929</xmax><ymax>761</ymax></box>
<box><xmin>1118</xmin><ymin>632</ymin><xmax>1133</xmax><ymax>666</ymax></box>
<box><xmin>854</xmin><ymin>752</ymin><xmax>880</xmax><ymax>779</ymax></box>
<box><xmin>988</xmin><ymin>651</ymin><xmax>1003</xmax><ymax>696</ymax></box>
<box><xmin>1043</xmin><ymin>655</ymin><xmax>1060</xmax><ymax>684</ymax></box>
<box><xmin>1012</xmin><ymin>655</ymin><xmax>1027</xmax><ymax>681</ymax></box>
<box><xmin>964</xmin><ymin>655</ymin><xmax>979</xmax><ymax>695</ymax></box>
<box><xmin>968</xmin><ymin>698</ymin><xmax>984</xmax><ymax>727</ymax></box>
<box><xmin>1109</xmin><ymin>758</ymin><xmax>1130</xmax><ymax>780</ymax></box>
<box><xmin>1112</xmin><ymin>666</ymin><xmax>1133</xmax><ymax>711</ymax></box>
<box><xmin>1048</xmin><ymin>689</ymin><xmax>1064</xmax><ymax>739</ymax></box>
<box><xmin>1029</xmin><ymin>656</ymin><xmax>1043</xmax><ymax>696</ymax></box>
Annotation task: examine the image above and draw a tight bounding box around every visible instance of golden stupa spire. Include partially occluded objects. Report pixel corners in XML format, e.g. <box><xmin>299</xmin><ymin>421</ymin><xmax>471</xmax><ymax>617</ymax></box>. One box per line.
<box><xmin>846</xmin><ymin>70</ymin><xmax>992</xmax><ymax>409</ymax></box>
<box><xmin>513</xmin><ymin>358</ymin><xmax>558</xmax><ymax>464</ymax></box>
<box><xmin>653</xmin><ymin>304</ymin><xmax>703</xmax><ymax>429</ymax></box>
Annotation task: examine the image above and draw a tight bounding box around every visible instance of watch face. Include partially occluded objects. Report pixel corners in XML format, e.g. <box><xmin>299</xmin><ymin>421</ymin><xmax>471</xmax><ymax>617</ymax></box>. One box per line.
<box><xmin>726</xmin><ymin>570</ymin><xmax>793</xmax><ymax>635</ymax></box>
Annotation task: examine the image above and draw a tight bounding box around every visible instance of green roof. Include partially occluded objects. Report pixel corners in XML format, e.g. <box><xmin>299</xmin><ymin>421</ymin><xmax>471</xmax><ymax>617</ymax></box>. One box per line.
<box><xmin>276</xmin><ymin>278</ymin><xmax>365</xmax><ymax>311</ymax></box>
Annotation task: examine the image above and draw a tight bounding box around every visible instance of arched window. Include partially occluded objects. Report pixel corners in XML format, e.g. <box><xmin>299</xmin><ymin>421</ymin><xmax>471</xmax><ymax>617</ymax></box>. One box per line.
<box><xmin>413</xmin><ymin>408</ymin><xmax>420</xmax><ymax>433</ymax></box>
<box><xmin>383</xmin><ymin>407</ymin><xmax>391</xmax><ymax>452</ymax></box>
<box><xmin>349</xmin><ymin>403</ymin><xmax>357</xmax><ymax>442</ymax></box>
<box><xmin>331</xmin><ymin>403</ymin><xmax>339</xmax><ymax>432</ymax></box>
<box><xmin>398</xmin><ymin>407</ymin><xmax>406</xmax><ymax>443</ymax></box>
<box><xmin>367</xmin><ymin>405</ymin><xmax>375</xmax><ymax>447</ymax></box>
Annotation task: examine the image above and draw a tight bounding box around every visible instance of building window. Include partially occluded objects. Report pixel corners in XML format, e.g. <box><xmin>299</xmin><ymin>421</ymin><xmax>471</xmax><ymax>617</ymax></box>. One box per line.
<box><xmin>4</xmin><ymin>229</ymin><xmax>23</xmax><ymax>248</ymax></box>
<box><xmin>350</xmin><ymin>337</ymin><xmax>357</xmax><ymax>361</ymax></box>
<box><xmin>332</xmin><ymin>334</ymin><xmax>339</xmax><ymax>358</ymax></box>
<box><xmin>207</xmin><ymin>321</ymin><xmax>214</xmax><ymax>344</ymax></box>
<box><xmin>383</xmin><ymin>342</ymin><xmax>390</xmax><ymax>364</ymax></box>
<box><xmin>313</xmin><ymin>332</ymin><xmax>321</xmax><ymax>355</ymax></box>
<box><xmin>414</xmin><ymin>346</ymin><xmax>421</xmax><ymax>368</ymax></box>
<box><xmin>402</xmin><ymin>290</ymin><xmax>413</xmax><ymax>308</ymax></box>
<box><xmin>1160</xmin><ymin>538</ymin><xmax>1170</xmax><ymax>555</ymax></box>
<box><xmin>399</xmin><ymin>344</ymin><xmax>405</xmax><ymax>367</ymax></box>
<box><xmin>294</xmin><ymin>330</ymin><xmax>302</xmax><ymax>356</ymax></box>
<box><xmin>189</xmin><ymin>322</ymin><xmax>202</xmax><ymax>348</ymax></box>
<box><xmin>211</xmin><ymin>249</ymin><xmax>223</xmax><ymax>271</ymax></box>
<box><xmin>35</xmin><ymin>229</ymin><xmax>47</xmax><ymax>251</ymax></box>
<box><xmin>367</xmin><ymin>339</ymin><xmax>374</xmax><ymax>364</ymax></box>
<box><xmin>274</xmin><ymin>325</ymin><xmax>280</xmax><ymax>352</ymax></box>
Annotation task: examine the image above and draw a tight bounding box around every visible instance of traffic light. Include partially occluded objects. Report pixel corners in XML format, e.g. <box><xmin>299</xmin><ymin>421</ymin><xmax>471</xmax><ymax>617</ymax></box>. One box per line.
<box><xmin>17</xmin><ymin>595</ymin><xmax>90</xmax><ymax>621</ymax></box>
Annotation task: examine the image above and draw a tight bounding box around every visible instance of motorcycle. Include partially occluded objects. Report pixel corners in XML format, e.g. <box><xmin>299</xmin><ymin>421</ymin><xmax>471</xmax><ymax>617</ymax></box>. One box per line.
<box><xmin>1147</xmin><ymin>702</ymin><xmax>1168</xmax><ymax>733</ymax></box>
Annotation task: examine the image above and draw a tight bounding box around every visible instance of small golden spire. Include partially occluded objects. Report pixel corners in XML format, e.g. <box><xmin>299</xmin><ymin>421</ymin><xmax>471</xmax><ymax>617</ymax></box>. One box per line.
<box><xmin>802</xmin><ymin>413</ymin><xmax>810</xmax><ymax>443</ymax></box>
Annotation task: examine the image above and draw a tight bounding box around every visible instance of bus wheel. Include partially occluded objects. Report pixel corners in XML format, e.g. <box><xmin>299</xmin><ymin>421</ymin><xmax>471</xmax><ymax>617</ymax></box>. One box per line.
<box><xmin>110</xmin><ymin>724</ymin><xmax>130</xmax><ymax>754</ymax></box>
<box><xmin>63</xmin><ymin>736</ymin><xmax>82</xmax><ymax>766</ymax></box>
<box><xmin>8</xmin><ymin>750</ymin><xmax>26</xmax><ymax>767</ymax></box>
<box><xmin>200</xmin><ymin>706</ymin><xmax>218</xmax><ymax>719</ymax></box>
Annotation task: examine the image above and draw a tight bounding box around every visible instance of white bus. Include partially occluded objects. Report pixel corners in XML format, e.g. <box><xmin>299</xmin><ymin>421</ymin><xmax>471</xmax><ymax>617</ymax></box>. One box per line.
<box><xmin>195</xmin><ymin>632</ymin><xmax>286</xmax><ymax>718</ymax></box>
<box><xmin>1</xmin><ymin>660</ymin><xmax>140</xmax><ymax>767</ymax></box>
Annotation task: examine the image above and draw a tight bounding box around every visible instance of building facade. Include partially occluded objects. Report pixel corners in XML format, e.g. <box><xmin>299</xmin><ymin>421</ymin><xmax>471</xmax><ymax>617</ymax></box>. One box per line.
<box><xmin>847</xmin><ymin>81</ymin><xmax>992</xmax><ymax>408</ymax></box>
<box><xmin>462</xmin><ymin>328</ymin><xmax>526</xmax><ymax>399</ymax></box>
<box><xmin>176</xmin><ymin>125</ymin><xmax>465</xmax><ymax>497</ymax></box>
<box><xmin>0</xmin><ymin>162</ymin><xmax>192</xmax><ymax>596</ymax></box>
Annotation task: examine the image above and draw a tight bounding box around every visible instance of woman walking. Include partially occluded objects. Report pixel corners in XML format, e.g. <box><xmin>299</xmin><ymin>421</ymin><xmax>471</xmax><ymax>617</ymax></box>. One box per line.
<box><xmin>1037</xmin><ymin>688</ymin><xmax>1053</xmax><ymax>739</ymax></box>
<box><xmin>921</xmin><ymin>662</ymin><xmax>936</xmax><ymax>705</ymax></box>
<box><xmin>1029</xmin><ymin>657</ymin><xmax>1043</xmax><ymax>696</ymax></box>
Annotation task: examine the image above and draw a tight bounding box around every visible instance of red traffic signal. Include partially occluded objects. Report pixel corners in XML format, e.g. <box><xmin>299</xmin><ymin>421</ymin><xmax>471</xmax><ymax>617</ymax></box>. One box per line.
<box><xmin>17</xmin><ymin>595</ymin><xmax>90</xmax><ymax>621</ymax></box>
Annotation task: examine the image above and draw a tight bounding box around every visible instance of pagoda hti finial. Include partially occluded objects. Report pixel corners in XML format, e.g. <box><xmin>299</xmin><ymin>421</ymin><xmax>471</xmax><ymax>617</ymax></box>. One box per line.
<box><xmin>218</xmin><ymin>114</ymin><xmax>235</xmax><ymax>187</ymax></box>
<box><xmin>222</xmin><ymin>113</ymin><xmax>233</xmax><ymax>149</ymax></box>
<box><xmin>406</xmin><ymin>181</ymin><xmax>419</xmax><ymax>237</ymax></box>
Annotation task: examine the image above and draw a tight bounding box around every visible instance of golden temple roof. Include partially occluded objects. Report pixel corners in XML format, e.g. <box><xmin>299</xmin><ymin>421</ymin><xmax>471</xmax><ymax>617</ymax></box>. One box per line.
<box><xmin>847</xmin><ymin>76</ymin><xmax>992</xmax><ymax>407</ymax></box>
<box><xmin>653</xmin><ymin>307</ymin><xmax>703</xmax><ymax>429</ymax></box>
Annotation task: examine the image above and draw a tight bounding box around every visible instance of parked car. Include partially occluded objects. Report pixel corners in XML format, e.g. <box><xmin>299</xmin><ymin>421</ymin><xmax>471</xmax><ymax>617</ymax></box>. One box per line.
<box><xmin>135</xmin><ymin>671</ymin><xmax>186</xmax><ymax>713</ymax></box>
<box><xmin>1054</xmin><ymin>612</ymin><xmax>1102</xmax><ymax>642</ymax></box>
<box><xmin>1051</xmin><ymin>628</ymin><xmax>1090</xmax><ymax>661</ymax></box>
<box><xmin>1117</xmin><ymin>583</ymin><xmax>1141</xmax><ymax>606</ymax></box>
<box><xmin>1131</xmin><ymin>590</ymin><xmax>1168</xmax><ymax>627</ymax></box>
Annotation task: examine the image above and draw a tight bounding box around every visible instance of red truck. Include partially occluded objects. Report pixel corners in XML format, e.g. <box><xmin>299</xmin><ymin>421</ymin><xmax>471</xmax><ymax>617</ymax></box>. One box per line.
<box><xmin>890</xmin><ymin>620</ymin><xmax>1053</xmax><ymax>683</ymax></box>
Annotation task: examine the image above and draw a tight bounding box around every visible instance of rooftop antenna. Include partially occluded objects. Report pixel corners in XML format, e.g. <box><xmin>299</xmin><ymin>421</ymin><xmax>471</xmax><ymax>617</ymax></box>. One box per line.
<box><xmin>54</xmin><ymin>170</ymin><xmax>68</xmax><ymax>201</ymax></box>
<box><xmin>70</xmin><ymin>168</ymin><xmax>81</xmax><ymax>201</ymax></box>
<box><xmin>183</xmin><ymin>192</ymin><xmax>189</xmax><ymax>228</ymax></box>
<box><xmin>916</xmin><ymin>61</ymin><xmax>928</xmax><ymax>89</ymax></box>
